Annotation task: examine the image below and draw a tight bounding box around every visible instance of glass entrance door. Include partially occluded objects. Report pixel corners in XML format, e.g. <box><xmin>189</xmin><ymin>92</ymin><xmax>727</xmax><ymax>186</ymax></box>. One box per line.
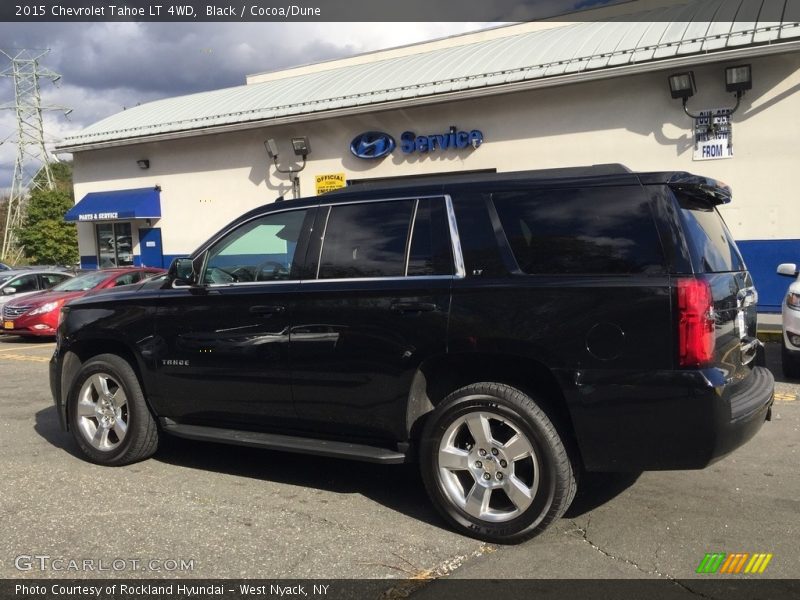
<box><xmin>96</xmin><ymin>222</ymin><xmax>133</xmax><ymax>267</ymax></box>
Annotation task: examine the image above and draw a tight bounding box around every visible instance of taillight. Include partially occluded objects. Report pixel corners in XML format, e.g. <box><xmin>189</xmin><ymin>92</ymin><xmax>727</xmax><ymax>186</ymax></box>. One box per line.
<box><xmin>677</xmin><ymin>278</ymin><xmax>715</xmax><ymax>367</ymax></box>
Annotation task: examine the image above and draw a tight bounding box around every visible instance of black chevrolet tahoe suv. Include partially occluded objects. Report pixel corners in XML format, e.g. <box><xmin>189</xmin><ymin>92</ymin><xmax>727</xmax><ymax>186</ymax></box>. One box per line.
<box><xmin>51</xmin><ymin>165</ymin><xmax>774</xmax><ymax>543</ymax></box>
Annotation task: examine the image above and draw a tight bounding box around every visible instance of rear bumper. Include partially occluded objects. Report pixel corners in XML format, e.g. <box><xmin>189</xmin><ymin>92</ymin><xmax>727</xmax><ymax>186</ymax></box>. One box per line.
<box><xmin>564</xmin><ymin>366</ymin><xmax>774</xmax><ymax>471</ymax></box>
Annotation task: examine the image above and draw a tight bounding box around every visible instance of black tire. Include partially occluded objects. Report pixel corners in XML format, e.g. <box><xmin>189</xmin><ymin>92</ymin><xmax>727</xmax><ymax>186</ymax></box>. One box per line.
<box><xmin>782</xmin><ymin>344</ymin><xmax>800</xmax><ymax>379</ymax></box>
<box><xmin>67</xmin><ymin>353</ymin><xmax>159</xmax><ymax>465</ymax></box>
<box><xmin>420</xmin><ymin>382</ymin><xmax>577</xmax><ymax>544</ymax></box>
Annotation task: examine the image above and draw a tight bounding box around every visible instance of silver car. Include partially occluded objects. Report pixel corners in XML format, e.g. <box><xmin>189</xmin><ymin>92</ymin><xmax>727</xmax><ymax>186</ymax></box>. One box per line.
<box><xmin>0</xmin><ymin>269</ymin><xmax>74</xmax><ymax>308</ymax></box>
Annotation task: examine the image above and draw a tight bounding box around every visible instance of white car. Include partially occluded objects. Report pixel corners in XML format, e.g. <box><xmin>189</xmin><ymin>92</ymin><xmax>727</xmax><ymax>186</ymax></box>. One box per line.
<box><xmin>776</xmin><ymin>262</ymin><xmax>800</xmax><ymax>377</ymax></box>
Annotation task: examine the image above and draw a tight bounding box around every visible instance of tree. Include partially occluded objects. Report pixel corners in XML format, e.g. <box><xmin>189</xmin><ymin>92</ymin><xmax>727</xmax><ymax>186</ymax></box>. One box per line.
<box><xmin>17</xmin><ymin>161</ymin><xmax>79</xmax><ymax>265</ymax></box>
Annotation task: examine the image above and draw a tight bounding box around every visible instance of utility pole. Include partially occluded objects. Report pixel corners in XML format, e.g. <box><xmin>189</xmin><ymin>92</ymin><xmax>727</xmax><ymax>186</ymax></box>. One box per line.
<box><xmin>0</xmin><ymin>48</ymin><xmax>69</xmax><ymax>262</ymax></box>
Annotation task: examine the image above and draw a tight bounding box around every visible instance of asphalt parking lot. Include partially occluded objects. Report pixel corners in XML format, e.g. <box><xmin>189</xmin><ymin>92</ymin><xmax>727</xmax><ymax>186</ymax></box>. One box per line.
<box><xmin>0</xmin><ymin>335</ymin><xmax>797</xmax><ymax>585</ymax></box>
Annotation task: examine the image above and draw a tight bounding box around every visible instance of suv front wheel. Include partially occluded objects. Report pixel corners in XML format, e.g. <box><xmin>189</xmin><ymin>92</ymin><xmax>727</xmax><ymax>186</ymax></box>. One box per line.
<box><xmin>68</xmin><ymin>354</ymin><xmax>159</xmax><ymax>465</ymax></box>
<box><xmin>420</xmin><ymin>383</ymin><xmax>577</xmax><ymax>543</ymax></box>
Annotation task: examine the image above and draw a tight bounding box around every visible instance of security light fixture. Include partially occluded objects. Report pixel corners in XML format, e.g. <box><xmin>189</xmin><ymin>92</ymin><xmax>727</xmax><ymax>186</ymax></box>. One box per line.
<box><xmin>668</xmin><ymin>71</ymin><xmax>696</xmax><ymax>100</ymax></box>
<box><xmin>725</xmin><ymin>64</ymin><xmax>752</xmax><ymax>94</ymax></box>
<box><xmin>137</xmin><ymin>159</ymin><xmax>150</xmax><ymax>170</ymax></box>
<box><xmin>264</xmin><ymin>138</ymin><xmax>279</xmax><ymax>159</ymax></box>
<box><xmin>668</xmin><ymin>65</ymin><xmax>752</xmax><ymax>119</ymax></box>
<box><xmin>291</xmin><ymin>137</ymin><xmax>310</xmax><ymax>157</ymax></box>
<box><xmin>264</xmin><ymin>137</ymin><xmax>311</xmax><ymax>199</ymax></box>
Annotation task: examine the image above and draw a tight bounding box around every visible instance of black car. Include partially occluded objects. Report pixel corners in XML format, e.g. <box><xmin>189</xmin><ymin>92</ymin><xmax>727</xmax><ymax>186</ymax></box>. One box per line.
<box><xmin>50</xmin><ymin>165</ymin><xmax>773</xmax><ymax>543</ymax></box>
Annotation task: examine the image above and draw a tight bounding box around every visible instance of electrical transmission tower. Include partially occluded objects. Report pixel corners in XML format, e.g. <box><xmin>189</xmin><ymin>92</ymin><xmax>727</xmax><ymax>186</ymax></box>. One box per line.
<box><xmin>0</xmin><ymin>49</ymin><xmax>69</xmax><ymax>262</ymax></box>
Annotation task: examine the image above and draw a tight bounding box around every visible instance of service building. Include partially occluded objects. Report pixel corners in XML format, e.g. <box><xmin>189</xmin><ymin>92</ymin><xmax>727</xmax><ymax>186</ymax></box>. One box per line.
<box><xmin>57</xmin><ymin>0</ymin><xmax>800</xmax><ymax>311</ymax></box>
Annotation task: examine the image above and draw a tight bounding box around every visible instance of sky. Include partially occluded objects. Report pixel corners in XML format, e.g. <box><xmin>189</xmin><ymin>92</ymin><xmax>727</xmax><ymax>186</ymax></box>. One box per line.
<box><xmin>0</xmin><ymin>0</ymin><xmax>622</xmax><ymax>192</ymax></box>
<box><xmin>0</xmin><ymin>22</ymin><xmax>502</xmax><ymax>192</ymax></box>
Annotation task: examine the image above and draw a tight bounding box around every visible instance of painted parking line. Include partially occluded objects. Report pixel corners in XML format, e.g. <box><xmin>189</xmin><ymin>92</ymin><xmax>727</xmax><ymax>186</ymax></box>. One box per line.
<box><xmin>774</xmin><ymin>391</ymin><xmax>796</xmax><ymax>402</ymax></box>
<box><xmin>0</xmin><ymin>353</ymin><xmax>50</xmax><ymax>363</ymax></box>
<box><xmin>0</xmin><ymin>343</ymin><xmax>55</xmax><ymax>352</ymax></box>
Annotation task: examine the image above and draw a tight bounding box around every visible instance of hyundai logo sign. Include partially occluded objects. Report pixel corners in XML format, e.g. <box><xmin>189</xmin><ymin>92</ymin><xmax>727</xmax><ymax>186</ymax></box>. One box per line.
<box><xmin>350</xmin><ymin>131</ymin><xmax>396</xmax><ymax>160</ymax></box>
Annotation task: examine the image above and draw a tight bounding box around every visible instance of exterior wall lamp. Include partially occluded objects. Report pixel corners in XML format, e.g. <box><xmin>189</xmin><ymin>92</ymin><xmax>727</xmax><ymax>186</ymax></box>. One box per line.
<box><xmin>668</xmin><ymin>64</ymin><xmax>752</xmax><ymax>118</ymax></box>
<box><xmin>265</xmin><ymin>137</ymin><xmax>311</xmax><ymax>199</ymax></box>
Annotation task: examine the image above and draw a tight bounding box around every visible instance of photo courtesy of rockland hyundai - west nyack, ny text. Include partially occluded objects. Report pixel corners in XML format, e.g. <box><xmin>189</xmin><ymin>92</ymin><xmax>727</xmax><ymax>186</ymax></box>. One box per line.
<box><xmin>0</xmin><ymin>1</ymin><xmax>799</xmax><ymax>600</ymax></box>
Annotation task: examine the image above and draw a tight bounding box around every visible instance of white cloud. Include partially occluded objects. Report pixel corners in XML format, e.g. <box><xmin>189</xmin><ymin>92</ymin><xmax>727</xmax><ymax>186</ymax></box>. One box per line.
<box><xmin>0</xmin><ymin>22</ymin><xmax>498</xmax><ymax>188</ymax></box>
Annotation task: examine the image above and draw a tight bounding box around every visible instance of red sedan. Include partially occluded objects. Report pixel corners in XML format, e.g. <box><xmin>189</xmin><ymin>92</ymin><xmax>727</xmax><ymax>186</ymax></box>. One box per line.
<box><xmin>1</xmin><ymin>267</ymin><xmax>164</xmax><ymax>337</ymax></box>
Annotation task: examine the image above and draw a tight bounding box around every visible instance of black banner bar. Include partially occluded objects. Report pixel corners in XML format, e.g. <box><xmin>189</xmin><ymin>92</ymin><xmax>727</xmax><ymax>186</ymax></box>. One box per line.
<box><xmin>0</xmin><ymin>0</ymin><xmax>776</xmax><ymax>23</ymax></box>
<box><xmin>3</xmin><ymin>579</ymin><xmax>800</xmax><ymax>600</ymax></box>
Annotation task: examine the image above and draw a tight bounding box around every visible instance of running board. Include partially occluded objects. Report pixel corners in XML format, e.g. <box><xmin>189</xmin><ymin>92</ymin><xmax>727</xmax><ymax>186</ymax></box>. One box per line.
<box><xmin>160</xmin><ymin>419</ymin><xmax>408</xmax><ymax>464</ymax></box>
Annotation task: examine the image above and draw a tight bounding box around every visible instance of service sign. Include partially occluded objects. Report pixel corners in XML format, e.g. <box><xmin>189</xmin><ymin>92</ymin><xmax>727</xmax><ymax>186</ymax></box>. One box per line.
<box><xmin>315</xmin><ymin>173</ymin><xmax>347</xmax><ymax>195</ymax></box>
<box><xmin>350</xmin><ymin>126</ymin><xmax>483</xmax><ymax>160</ymax></box>
<box><xmin>693</xmin><ymin>108</ymin><xmax>733</xmax><ymax>161</ymax></box>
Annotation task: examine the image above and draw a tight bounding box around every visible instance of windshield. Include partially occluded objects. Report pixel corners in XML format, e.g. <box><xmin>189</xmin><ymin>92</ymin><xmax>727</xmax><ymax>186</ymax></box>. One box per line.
<box><xmin>51</xmin><ymin>271</ymin><xmax>110</xmax><ymax>291</ymax></box>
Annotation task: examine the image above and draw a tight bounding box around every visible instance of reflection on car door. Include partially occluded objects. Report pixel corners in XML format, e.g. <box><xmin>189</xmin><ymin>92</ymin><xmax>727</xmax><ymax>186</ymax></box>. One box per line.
<box><xmin>290</xmin><ymin>197</ymin><xmax>456</xmax><ymax>444</ymax></box>
<box><xmin>153</xmin><ymin>207</ymin><xmax>316</xmax><ymax>431</ymax></box>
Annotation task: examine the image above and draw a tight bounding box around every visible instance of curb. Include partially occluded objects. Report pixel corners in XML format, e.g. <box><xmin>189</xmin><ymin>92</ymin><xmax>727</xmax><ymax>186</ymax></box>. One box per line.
<box><xmin>757</xmin><ymin>331</ymin><xmax>782</xmax><ymax>344</ymax></box>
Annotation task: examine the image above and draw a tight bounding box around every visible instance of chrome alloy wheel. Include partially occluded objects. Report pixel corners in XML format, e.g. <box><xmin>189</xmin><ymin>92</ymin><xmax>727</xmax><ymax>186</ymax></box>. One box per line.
<box><xmin>437</xmin><ymin>411</ymin><xmax>539</xmax><ymax>523</ymax></box>
<box><xmin>75</xmin><ymin>373</ymin><xmax>129</xmax><ymax>452</ymax></box>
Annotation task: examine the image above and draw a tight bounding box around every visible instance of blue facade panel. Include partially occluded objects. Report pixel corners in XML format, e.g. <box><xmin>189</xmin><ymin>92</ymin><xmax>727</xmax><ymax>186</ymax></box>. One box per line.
<box><xmin>79</xmin><ymin>255</ymin><xmax>98</xmax><ymax>270</ymax></box>
<box><xmin>737</xmin><ymin>239</ymin><xmax>800</xmax><ymax>313</ymax></box>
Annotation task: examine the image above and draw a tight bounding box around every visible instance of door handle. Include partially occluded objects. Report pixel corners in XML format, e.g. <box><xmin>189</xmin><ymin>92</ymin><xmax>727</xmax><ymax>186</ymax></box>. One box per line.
<box><xmin>250</xmin><ymin>305</ymin><xmax>285</xmax><ymax>316</ymax></box>
<box><xmin>390</xmin><ymin>301</ymin><xmax>438</xmax><ymax>314</ymax></box>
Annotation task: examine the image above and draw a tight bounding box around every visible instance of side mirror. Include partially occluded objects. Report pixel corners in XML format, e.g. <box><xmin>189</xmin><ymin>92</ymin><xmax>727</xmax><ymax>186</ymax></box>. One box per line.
<box><xmin>777</xmin><ymin>263</ymin><xmax>798</xmax><ymax>277</ymax></box>
<box><xmin>168</xmin><ymin>257</ymin><xmax>197</xmax><ymax>287</ymax></box>
<box><xmin>3</xmin><ymin>287</ymin><xmax>17</xmax><ymax>295</ymax></box>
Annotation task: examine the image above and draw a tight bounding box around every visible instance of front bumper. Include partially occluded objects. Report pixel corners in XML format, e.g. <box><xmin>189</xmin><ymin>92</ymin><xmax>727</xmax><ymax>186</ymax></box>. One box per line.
<box><xmin>564</xmin><ymin>365</ymin><xmax>774</xmax><ymax>472</ymax></box>
<box><xmin>49</xmin><ymin>351</ymin><xmax>68</xmax><ymax>431</ymax></box>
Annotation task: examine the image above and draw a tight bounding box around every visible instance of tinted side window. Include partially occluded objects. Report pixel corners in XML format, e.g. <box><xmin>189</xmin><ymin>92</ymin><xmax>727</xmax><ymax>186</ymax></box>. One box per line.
<box><xmin>319</xmin><ymin>200</ymin><xmax>414</xmax><ymax>279</ymax></box>
<box><xmin>493</xmin><ymin>187</ymin><xmax>666</xmax><ymax>275</ymax></box>
<box><xmin>676</xmin><ymin>193</ymin><xmax>745</xmax><ymax>273</ymax></box>
<box><xmin>114</xmin><ymin>272</ymin><xmax>141</xmax><ymax>286</ymax></box>
<box><xmin>8</xmin><ymin>274</ymin><xmax>38</xmax><ymax>293</ymax></box>
<box><xmin>41</xmin><ymin>273</ymin><xmax>70</xmax><ymax>287</ymax></box>
<box><xmin>204</xmin><ymin>209</ymin><xmax>309</xmax><ymax>284</ymax></box>
<box><xmin>408</xmin><ymin>198</ymin><xmax>454</xmax><ymax>276</ymax></box>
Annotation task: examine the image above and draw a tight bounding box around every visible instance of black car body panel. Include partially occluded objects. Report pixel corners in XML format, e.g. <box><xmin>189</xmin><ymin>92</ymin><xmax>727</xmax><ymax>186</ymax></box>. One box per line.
<box><xmin>51</xmin><ymin>165</ymin><xmax>773</xmax><ymax>471</ymax></box>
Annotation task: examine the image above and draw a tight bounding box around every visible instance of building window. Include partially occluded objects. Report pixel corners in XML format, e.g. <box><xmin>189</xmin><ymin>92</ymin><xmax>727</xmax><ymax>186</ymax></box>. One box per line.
<box><xmin>96</xmin><ymin>222</ymin><xmax>133</xmax><ymax>268</ymax></box>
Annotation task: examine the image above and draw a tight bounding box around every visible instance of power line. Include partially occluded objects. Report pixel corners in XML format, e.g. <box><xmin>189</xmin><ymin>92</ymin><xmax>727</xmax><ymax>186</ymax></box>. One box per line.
<box><xmin>0</xmin><ymin>48</ymin><xmax>71</xmax><ymax>262</ymax></box>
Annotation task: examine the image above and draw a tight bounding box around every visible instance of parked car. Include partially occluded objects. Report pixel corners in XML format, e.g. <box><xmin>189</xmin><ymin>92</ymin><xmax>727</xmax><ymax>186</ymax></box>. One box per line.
<box><xmin>775</xmin><ymin>262</ymin><xmax>800</xmax><ymax>377</ymax></box>
<box><xmin>3</xmin><ymin>267</ymin><xmax>164</xmax><ymax>337</ymax></box>
<box><xmin>0</xmin><ymin>269</ymin><xmax>73</xmax><ymax>308</ymax></box>
<box><xmin>50</xmin><ymin>166</ymin><xmax>773</xmax><ymax>543</ymax></box>
<box><xmin>0</xmin><ymin>262</ymin><xmax>12</xmax><ymax>271</ymax></box>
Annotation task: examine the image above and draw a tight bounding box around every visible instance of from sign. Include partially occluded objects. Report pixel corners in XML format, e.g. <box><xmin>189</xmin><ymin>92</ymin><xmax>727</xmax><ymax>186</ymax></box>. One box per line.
<box><xmin>693</xmin><ymin>108</ymin><xmax>733</xmax><ymax>161</ymax></box>
<box><xmin>315</xmin><ymin>173</ymin><xmax>347</xmax><ymax>195</ymax></box>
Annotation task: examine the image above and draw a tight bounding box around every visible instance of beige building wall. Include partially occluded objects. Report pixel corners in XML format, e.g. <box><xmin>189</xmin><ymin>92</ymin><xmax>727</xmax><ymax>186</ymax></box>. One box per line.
<box><xmin>72</xmin><ymin>51</ymin><xmax>800</xmax><ymax>261</ymax></box>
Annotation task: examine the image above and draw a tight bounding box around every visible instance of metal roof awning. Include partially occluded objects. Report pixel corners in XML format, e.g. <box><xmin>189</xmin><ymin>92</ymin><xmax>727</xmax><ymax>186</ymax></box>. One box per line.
<box><xmin>64</xmin><ymin>187</ymin><xmax>161</xmax><ymax>222</ymax></box>
<box><xmin>56</xmin><ymin>0</ymin><xmax>800</xmax><ymax>152</ymax></box>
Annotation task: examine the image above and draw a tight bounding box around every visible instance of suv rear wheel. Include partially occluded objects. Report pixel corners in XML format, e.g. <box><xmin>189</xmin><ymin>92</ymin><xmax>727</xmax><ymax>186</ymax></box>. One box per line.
<box><xmin>420</xmin><ymin>383</ymin><xmax>576</xmax><ymax>543</ymax></box>
<box><xmin>68</xmin><ymin>354</ymin><xmax>159</xmax><ymax>465</ymax></box>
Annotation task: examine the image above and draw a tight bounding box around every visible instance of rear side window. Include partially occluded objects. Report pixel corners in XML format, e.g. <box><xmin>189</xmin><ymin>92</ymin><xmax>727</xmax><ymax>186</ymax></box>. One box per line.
<box><xmin>319</xmin><ymin>200</ymin><xmax>414</xmax><ymax>279</ymax></box>
<box><xmin>317</xmin><ymin>198</ymin><xmax>454</xmax><ymax>279</ymax></box>
<box><xmin>676</xmin><ymin>193</ymin><xmax>745</xmax><ymax>273</ymax></box>
<box><xmin>407</xmin><ymin>198</ymin><xmax>454</xmax><ymax>276</ymax></box>
<box><xmin>492</xmin><ymin>187</ymin><xmax>666</xmax><ymax>275</ymax></box>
